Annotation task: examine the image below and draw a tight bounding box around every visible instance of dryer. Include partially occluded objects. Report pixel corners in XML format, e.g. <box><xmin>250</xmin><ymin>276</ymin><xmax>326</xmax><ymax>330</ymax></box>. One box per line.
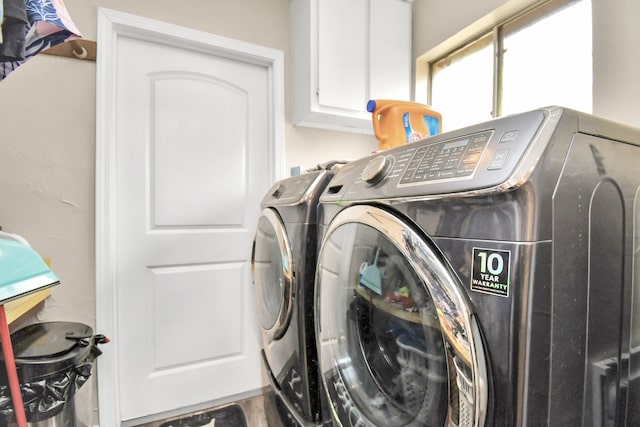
<box><xmin>314</xmin><ymin>106</ymin><xmax>640</xmax><ymax>426</ymax></box>
<box><xmin>252</xmin><ymin>168</ymin><xmax>337</xmax><ymax>427</ymax></box>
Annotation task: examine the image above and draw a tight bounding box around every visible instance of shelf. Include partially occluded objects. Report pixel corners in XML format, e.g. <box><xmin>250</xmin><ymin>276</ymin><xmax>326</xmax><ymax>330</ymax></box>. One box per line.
<box><xmin>354</xmin><ymin>285</ymin><xmax>439</xmax><ymax>328</ymax></box>
<box><xmin>355</xmin><ymin>285</ymin><xmax>472</xmax><ymax>364</ymax></box>
<box><xmin>41</xmin><ymin>39</ymin><xmax>96</xmax><ymax>61</ymax></box>
<box><xmin>4</xmin><ymin>288</ymin><xmax>51</xmax><ymax>325</ymax></box>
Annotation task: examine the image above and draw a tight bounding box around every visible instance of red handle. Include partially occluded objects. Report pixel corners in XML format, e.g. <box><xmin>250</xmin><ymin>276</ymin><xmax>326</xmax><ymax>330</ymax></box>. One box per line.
<box><xmin>0</xmin><ymin>305</ymin><xmax>27</xmax><ymax>427</ymax></box>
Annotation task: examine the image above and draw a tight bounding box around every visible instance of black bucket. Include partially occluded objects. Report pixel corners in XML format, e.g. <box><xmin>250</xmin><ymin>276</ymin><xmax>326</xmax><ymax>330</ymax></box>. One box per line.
<box><xmin>0</xmin><ymin>321</ymin><xmax>108</xmax><ymax>426</ymax></box>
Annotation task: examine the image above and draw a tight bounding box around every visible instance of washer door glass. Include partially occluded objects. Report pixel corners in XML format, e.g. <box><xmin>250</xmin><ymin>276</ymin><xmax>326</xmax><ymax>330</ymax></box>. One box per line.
<box><xmin>252</xmin><ymin>208</ymin><xmax>294</xmax><ymax>339</ymax></box>
<box><xmin>316</xmin><ymin>206</ymin><xmax>487</xmax><ymax>427</ymax></box>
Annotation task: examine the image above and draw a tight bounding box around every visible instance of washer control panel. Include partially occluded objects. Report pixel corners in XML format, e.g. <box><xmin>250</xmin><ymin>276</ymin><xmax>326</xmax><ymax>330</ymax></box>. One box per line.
<box><xmin>398</xmin><ymin>131</ymin><xmax>492</xmax><ymax>184</ymax></box>
<box><xmin>326</xmin><ymin>109</ymin><xmax>549</xmax><ymax>202</ymax></box>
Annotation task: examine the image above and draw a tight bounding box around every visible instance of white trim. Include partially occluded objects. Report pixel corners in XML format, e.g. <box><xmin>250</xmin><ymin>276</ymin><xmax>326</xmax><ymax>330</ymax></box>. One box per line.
<box><xmin>95</xmin><ymin>8</ymin><xmax>284</xmax><ymax>425</ymax></box>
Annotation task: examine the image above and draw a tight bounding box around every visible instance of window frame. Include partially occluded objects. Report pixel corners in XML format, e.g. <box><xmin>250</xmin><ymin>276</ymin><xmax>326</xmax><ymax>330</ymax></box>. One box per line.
<box><xmin>420</xmin><ymin>0</ymin><xmax>588</xmax><ymax>120</ymax></box>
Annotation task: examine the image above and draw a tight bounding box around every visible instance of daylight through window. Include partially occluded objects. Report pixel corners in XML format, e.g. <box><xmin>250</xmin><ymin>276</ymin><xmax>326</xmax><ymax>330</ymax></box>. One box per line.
<box><xmin>429</xmin><ymin>0</ymin><xmax>592</xmax><ymax>132</ymax></box>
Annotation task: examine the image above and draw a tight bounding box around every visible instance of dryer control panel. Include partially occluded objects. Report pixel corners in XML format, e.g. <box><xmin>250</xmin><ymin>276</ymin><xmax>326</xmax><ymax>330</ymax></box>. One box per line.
<box><xmin>322</xmin><ymin>109</ymin><xmax>552</xmax><ymax>202</ymax></box>
<box><xmin>261</xmin><ymin>170</ymin><xmax>327</xmax><ymax>206</ymax></box>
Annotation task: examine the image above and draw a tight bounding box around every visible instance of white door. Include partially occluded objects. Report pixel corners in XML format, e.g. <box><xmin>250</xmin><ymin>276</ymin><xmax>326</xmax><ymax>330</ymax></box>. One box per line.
<box><xmin>96</xmin><ymin>9</ymin><xmax>284</xmax><ymax>425</ymax></box>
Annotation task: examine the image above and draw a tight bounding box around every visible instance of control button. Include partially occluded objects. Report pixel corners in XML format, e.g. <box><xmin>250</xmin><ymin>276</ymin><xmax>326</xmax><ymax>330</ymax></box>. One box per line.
<box><xmin>466</xmin><ymin>141</ymin><xmax>488</xmax><ymax>153</ymax></box>
<box><xmin>413</xmin><ymin>147</ymin><xmax>428</xmax><ymax>159</ymax></box>
<box><xmin>438</xmin><ymin>170</ymin><xmax>456</xmax><ymax>179</ymax></box>
<box><xmin>488</xmin><ymin>150</ymin><xmax>510</xmax><ymax>170</ymax></box>
<box><xmin>426</xmin><ymin>172</ymin><xmax>439</xmax><ymax>180</ymax></box>
<box><xmin>500</xmin><ymin>130</ymin><xmax>519</xmax><ymax>143</ymax></box>
<box><xmin>400</xmin><ymin>173</ymin><xmax>414</xmax><ymax>184</ymax></box>
<box><xmin>443</xmin><ymin>161</ymin><xmax>458</xmax><ymax>170</ymax></box>
<box><xmin>361</xmin><ymin>155</ymin><xmax>390</xmax><ymax>184</ymax></box>
<box><xmin>471</xmin><ymin>134</ymin><xmax>490</xmax><ymax>143</ymax></box>
<box><xmin>413</xmin><ymin>171</ymin><xmax>427</xmax><ymax>181</ymax></box>
<box><xmin>406</xmin><ymin>159</ymin><xmax>422</xmax><ymax>171</ymax></box>
<box><xmin>271</xmin><ymin>183</ymin><xmax>285</xmax><ymax>198</ymax></box>
<box><xmin>462</xmin><ymin>152</ymin><xmax>482</xmax><ymax>164</ymax></box>
<box><xmin>456</xmin><ymin>166</ymin><xmax>475</xmax><ymax>177</ymax></box>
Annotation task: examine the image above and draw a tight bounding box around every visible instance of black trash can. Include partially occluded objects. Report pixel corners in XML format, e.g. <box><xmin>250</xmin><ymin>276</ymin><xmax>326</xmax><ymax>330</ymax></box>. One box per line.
<box><xmin>0</xmin><ymin>321</ymin><xmax>107</xmax><ymax>427</ymax></box>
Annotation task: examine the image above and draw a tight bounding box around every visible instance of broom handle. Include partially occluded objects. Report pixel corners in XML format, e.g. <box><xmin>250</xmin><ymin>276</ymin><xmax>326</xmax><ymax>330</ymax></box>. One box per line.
<box><xmin>0</xmin><ymin>305</ymin><xmax>27</xmax><ymax>427</ymax></box>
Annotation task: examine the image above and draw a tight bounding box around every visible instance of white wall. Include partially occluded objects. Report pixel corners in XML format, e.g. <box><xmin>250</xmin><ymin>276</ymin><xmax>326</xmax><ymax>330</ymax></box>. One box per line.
<box><xmin>412</xmin><ymin>0</ymin><xmax>545</xmax><ymax>64</ymax></box>
<box><xmin>413</xmin><ymin>0</ymin><xmax>640</xmax><ymax>128</ymax></box>
<box><xmin>413</xmin><ymin>0</ymin><xmax>511</xmax><ymax>58</ymax></box>
<box><xmin>0</xmin><ymin>0</ymin><xmax>376</xmax><ymax>331</ymax></box>
<box><xmin>592</xmin><ymin>0</ymin><xmax>640</xmax><ymax>127</ymax></box>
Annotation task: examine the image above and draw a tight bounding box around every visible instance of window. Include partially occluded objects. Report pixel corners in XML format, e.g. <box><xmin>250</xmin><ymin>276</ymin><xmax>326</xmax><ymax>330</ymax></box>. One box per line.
<box><xmin>428</xmin><ymin>0</ymin><xmax>592</xmax><ymax>131</ymax></box>
<box><xmin>431</xmin><ymin>34</ymin><xmax>495</xmax><ymax>132</ymax></box>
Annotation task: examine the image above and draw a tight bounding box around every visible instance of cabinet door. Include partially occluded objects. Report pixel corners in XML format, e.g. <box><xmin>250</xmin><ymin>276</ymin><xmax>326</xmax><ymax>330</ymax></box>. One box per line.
<box><xmin>318</xmin><ymin>0</ymin><xmax>367</xmax><ymax>112</ymax></box>
<box><xmin>292</xmin><ymin>0</ymin><xmax>412</xmax><ymax>133</ymax></box>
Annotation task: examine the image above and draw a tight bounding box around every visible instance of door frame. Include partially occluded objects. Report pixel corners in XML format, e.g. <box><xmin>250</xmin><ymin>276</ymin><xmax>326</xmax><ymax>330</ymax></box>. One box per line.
<box><xmin>95</xmin><ymin>8</ymin><xmax>284</xmax><ymax>425</ymax></box>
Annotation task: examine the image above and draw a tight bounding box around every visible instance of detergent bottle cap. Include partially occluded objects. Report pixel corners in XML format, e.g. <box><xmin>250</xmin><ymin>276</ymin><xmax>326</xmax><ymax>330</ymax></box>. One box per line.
<box><xmin>366</xmin><ymin>99</ymin><xmax>377</xmax><ymax>113</ymax></box>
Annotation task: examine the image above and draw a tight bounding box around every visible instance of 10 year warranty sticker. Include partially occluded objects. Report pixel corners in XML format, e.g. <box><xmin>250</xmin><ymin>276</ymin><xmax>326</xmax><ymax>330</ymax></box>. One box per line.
<box><xmin>471</xmin><ymin>248</ymin><xmax>511</xmax><ymax>297</ymax></box>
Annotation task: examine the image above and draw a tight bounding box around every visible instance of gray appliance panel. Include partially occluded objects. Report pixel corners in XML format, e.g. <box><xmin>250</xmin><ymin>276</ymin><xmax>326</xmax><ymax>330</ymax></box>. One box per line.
<box><xmin>321</xmin><ymin>109</ymin><xmax>548</xmax><ymax>202</ymax></box>
<box><xmin>255</xmin><ymin>169</ymin><xmax>335</xmax><ymax>425</ymax></box>
<box><xmin>316</xmin><ymin>106</ymin><xmax>640</xmax><ymax>425</ymax></box>
<box><xmin>548</xmin><ymin>132</ymin><xmax>637</xmax><ymax>426</ymax></box>
<box><xmin>262</xmin><ymin>170</ymin><xmax>328</xmax><ymax>207</ymax></box>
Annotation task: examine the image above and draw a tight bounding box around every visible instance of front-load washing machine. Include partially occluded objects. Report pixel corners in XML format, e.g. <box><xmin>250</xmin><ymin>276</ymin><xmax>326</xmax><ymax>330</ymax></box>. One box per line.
<box><xmin>314</xmin><ymin>106</ymin><xmax>640</xmax><ymax>426</ymax></box>
<box><xmin>252</xmin><ymin>167</ymin><xmax>339</xmax><ymax>426</ymax></box>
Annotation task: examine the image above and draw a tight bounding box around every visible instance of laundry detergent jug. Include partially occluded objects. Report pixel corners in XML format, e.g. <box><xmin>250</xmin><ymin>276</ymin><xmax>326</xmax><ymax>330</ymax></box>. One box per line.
<box><xmin>367</xmin><ymin>99</ymin><xmax>442</xmax><ymax>151</ymax></box>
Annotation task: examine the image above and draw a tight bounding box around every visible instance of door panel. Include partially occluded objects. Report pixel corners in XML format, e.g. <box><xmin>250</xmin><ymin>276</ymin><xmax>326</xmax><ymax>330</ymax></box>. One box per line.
<box><xmin>151</xmin><ymin>263</ymin><xmax>244</xmax><ymax>368</ymax></box>
<box><xmin>116</xmin><ymin>36</ymin><xmax>265</xmax><ymax>420</ymax></box>
<box><xmin>151</xmin><ymin>72</ymin><xmax>247</xmax><ymax>227</ymax></box>
<box><xmin>96</xmin><ymin>10</ymin><xmax>284</xmax><ymax>424</ymax></box>
<box><xmin>252</xmin><ymin>209</ymin><xmax>295</xmax><ymax>337</ymax></box>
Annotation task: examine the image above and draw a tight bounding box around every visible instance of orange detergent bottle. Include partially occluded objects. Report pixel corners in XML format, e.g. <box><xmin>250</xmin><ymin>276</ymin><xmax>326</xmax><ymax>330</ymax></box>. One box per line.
<box><xmin>367</xmin><ymin>99</ymin><xmax>442</xmax><ymax>151</ymax></box>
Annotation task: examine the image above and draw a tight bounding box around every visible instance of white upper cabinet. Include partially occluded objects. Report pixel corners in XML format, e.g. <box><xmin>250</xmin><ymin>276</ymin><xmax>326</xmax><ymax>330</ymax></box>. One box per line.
<box><xmin>291</xmin><ymin>0</ymin><xmax>413</xmax><ymax>134</ymax></box>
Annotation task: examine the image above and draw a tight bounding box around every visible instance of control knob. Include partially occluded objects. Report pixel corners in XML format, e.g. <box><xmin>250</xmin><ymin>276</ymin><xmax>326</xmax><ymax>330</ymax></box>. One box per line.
<box><xmin>271</xmin><ymin>183</ymin><xmax>285</xmax><ymax>198</ymax></box>
<box><xmin>362</xmin><ymin>155</ymin><xmax>390</xmax><ymax>185</ymax></box>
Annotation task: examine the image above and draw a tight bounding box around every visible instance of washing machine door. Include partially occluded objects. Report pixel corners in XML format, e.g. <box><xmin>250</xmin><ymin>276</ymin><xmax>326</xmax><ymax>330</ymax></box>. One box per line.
<box><xmin>252</xmin><ymin>208</ymin><xmax>295</xmax><ymax>340</ymax></box>
<box><xmin>316</xmin><ymin>205</ymin><xmax>488</xmax><ymax>427</ymax></box>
